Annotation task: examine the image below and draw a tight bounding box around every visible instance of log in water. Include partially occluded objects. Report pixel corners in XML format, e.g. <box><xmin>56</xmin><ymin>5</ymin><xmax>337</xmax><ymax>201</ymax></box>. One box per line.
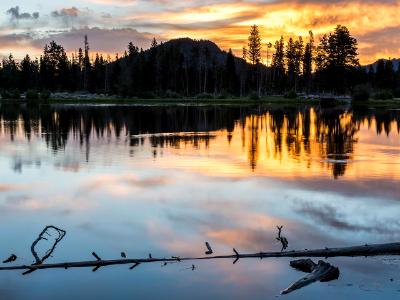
<box><xmin>1</xmin><ymin>242</ymin><xmax>399</xmax><ymax>273</ymax></box>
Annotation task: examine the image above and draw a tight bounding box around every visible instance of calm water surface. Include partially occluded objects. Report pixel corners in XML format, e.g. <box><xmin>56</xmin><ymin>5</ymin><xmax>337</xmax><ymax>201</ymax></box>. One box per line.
<box><xmin>0</xmin><ymin>103</ymin><xmax>399</xmax><ymax>299</ymax></box>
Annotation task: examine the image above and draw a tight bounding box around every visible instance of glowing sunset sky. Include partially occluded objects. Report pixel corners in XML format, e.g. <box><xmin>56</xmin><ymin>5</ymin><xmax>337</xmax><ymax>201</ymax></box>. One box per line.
<box><xmin>0</xmin><ymin>0</ymin><xmax>400</xmax><ymax>64</ymax></box>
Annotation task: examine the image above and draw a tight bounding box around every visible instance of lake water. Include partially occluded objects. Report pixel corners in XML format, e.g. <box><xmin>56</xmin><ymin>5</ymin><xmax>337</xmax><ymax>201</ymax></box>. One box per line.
<box><xmin>0</xmin><ymin>103</ymin><xmax>399</xmax><ymax>299</ymax></box>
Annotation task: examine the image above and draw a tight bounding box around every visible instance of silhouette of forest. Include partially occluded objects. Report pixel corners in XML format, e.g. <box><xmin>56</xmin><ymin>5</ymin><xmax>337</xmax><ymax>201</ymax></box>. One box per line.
<box><xmin>1</xmin><ymin>104</ymin><xmax>399</xmax><ymax>178</ymax></box>
<box><xmin>1</xmin><ymin>25</ymin><xmax>399</xmax><ymax>99</ymax></box>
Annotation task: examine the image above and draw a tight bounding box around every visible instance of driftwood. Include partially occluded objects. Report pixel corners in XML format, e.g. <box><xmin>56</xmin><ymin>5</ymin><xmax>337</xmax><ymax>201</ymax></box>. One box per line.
<box><xmin>1</xmin><ymin>242</ymin><xmax>400</xmax><ymax>273</ymax></box>
<box><xmin>281</xmin><ymin>259</ymin><xmax>340</xmax><ymax>295</ymax></box>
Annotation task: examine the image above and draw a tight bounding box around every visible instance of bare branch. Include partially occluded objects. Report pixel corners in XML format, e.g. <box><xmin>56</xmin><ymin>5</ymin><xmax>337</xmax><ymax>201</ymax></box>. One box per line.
<box><xmin>30</xmin><ymin>226</ymin><xmax>66</xmax><ymax>265</ymax></box>
<box><xmin>129</xmin><ymin>263</ymin><xmax>140</xmax><ymax>270</ymax></box>
<box><xmin>92</xmin><ymin>252</ymin><xmax>101</xmax><ymax>261</ymax></box>
<box><xmin>233</xmin><ymin>248</ymin><xmax>240</xmax><ymax>264</ymax></box>
<box><xmin>205</xmin><ymin>242</ymin><xmax>213</xmax><ymax>255</ymax></box>
<box><xmin>2</xmin><ymin>254</ymin><xmax>17</xmax><ymax>264</ymax></box>
<box><xmin>276</xmin><ymin>225</ymin><xmax>289</xmax><ymax>252</ymax></box>
<box><xmin>1</xmin><ymin>242</ymin><xmax>399</xmax><ymax>274</ymax></box>
<box><xmin>92</xmin><ymin>265</ymin><xmax>101</xmax><ymax>272</ymax></box>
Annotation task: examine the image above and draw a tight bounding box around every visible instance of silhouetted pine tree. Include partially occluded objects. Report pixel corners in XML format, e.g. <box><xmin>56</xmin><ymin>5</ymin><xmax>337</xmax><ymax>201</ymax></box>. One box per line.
<box><xmin>272</xmin><ymin>36</ymin><xmax>286</xmax><ymax>92</ymax></box>
<box><xmin>224</xmin><ymin>49</ymin><xmax>238</xmax><ymax>95</ymax></box>
<box><xmin>20</xmin><ymin>55</ymin><xmax>39</xmax><ymax>91</ymax></box>
<box><xmin>303</xmin><ymin>31</ymin><xmax>314</xmax><ymax>93</ymax></box>
<box><xmin>315</xmin><ymin>25</ymin><xmax>359</xmax><ymax>93</ymax></box>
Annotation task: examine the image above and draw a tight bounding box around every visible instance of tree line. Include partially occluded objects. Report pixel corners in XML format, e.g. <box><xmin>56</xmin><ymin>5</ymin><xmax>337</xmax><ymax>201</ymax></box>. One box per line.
<box><xmin>0</xmin><ymin>25</ymin><xmax>399</xmax><ymax>99</ymax></box>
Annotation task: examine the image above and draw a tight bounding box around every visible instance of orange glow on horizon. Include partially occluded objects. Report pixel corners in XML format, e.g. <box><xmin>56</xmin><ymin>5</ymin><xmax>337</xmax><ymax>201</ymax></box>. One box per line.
<box><xmin>1</xmin><ymin>1</ymin><xmax>400</xmax><ymax>64</ymax></box>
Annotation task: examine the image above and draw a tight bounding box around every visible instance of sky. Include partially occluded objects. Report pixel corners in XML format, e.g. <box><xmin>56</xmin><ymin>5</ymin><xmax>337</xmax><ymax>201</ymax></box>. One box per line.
<box><xmin>0</xmin><ymin>0</ymin><xmax>400</xmax><ymax>64</ymax></box>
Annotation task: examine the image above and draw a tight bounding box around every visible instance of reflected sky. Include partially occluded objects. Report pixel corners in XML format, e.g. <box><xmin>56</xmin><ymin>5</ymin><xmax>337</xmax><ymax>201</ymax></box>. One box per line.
<box><xmin>0</xmin><ymin>103</ymin><xmax>399</xmax><ymax>299</ymax></box>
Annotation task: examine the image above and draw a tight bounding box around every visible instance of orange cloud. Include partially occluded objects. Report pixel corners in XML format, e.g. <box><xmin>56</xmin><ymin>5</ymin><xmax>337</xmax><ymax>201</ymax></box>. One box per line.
<box><xmin>124</xmin><ymin>1</ymin><xmax>400</xmax><ymax>64</ymax></box>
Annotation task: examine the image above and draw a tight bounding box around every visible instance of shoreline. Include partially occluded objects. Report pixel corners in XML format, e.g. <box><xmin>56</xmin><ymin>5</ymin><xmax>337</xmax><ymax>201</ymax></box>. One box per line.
<box><xmin>0</xmin><ymin>96</ymin><xmax>399</xmax><ymax>108</ymax></box>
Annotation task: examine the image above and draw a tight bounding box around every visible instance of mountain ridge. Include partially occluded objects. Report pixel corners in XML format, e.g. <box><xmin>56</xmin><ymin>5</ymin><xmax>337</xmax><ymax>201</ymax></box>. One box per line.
<box><xmin>363</xmin><ymin>58</ymin><xmax>400</xmax><ymax>71</ymax></box>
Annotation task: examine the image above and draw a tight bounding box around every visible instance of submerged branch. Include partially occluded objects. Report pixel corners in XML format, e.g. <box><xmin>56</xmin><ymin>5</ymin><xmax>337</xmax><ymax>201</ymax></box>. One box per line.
<box><xmin>1</xmin><ymin>242</ymin><xmax>400</xmax><ymax>273</ymax></box>
<box><xmin>30</xmin><ymin>225</ymin><xmax>66</xmax><ymax>265</ymax></box>
<box><xmin>281</xmin><ymin>259</ymin><xmax>340</xmax><ymax>295</ymax></box>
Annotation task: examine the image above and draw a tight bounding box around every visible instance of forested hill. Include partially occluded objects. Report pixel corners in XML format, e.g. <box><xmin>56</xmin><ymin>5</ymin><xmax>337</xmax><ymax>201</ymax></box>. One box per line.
<box><xmin>118</xmin><ymin>37</ymin><xmax>250</xmax><ymax>76</ymax></box>
<box><xmin>111</xmin><ymin>37</ymin><xmax>249</xmax><ymax>97</ymax></box>
<box><xmin>154</xmin><ymin>38</ymin><xmax>240</xmax><ymax>65</ymax></box>
<box><xmin>365</xmin><ymin>58</ymin><xmax>400</xmax><ymax>72</ymax></box>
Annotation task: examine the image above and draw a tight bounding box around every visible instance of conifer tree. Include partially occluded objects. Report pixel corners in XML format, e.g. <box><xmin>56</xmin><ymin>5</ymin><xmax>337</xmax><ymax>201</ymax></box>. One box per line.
<box><xmin>247</xmin><ymin>25</ymin><xmax>262</xmax><ymax>65</ymax></box>
<box><xmin>272</xmin><ymin>36</ymin><xmax>286</xmax><ymax>91</ymax></box>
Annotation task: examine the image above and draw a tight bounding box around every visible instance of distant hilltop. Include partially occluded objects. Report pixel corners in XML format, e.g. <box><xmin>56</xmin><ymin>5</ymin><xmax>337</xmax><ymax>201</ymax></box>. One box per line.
<box><xmin>364</xmin><ymin>58</ymin><xmax>400</xmax><ymax>71</ymax></box>
<box><xmin>139</xmin><ymin>37</ymin><xmax>246</xmax><ymax>67</ymax></box>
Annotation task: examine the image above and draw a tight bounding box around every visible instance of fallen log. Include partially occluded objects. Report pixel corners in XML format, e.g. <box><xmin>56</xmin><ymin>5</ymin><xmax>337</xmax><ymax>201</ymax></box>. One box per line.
<box><xmin>1</xmin><ymin>242</ymin><xmax>399</xmax><ymax>273</ymax></box>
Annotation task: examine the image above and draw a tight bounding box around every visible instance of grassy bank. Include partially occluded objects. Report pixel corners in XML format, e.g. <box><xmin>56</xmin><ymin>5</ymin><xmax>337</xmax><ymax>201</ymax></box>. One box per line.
<box><xmin>1</xmin><ymin>96</ymin><xmax>326</xmax><ymax>106</ymax></box>
<box><xmin>361</xmin><ymin>98</ymin><xmax>400</xmax><ymax>108</ymax></box>
<box><xmin>1</xmin><ymin>96</ymin><xmax>400</xmax><ymax>108</ymax></box>
<box><xmin>49</xmin><ymin>96</ymin><xmax>323</xmax><ymax>105</ymax></box>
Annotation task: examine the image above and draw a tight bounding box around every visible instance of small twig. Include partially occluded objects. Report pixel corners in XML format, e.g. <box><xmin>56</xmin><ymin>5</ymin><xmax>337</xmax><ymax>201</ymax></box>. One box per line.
<box><xmin>92</xmin><ymin>265</ymin><xmax>101</xmax><ymax>272</ymax></box>
<box><xmin>233</xmin><ymin>248</ymin><xmax>240</xmax><ymax>264</ymax></box>
<box><xmin>181</xmin><ymin>264</ymin><xmax>196</xmax><ymax>271</ymax></box>
<box><xmin>276</xmin><ymin>226</ymin><xmax>289</xmax><ymax>252</ymax></box>
<box><xmin>129</xmin><ymin>263</ymin><xmax>140</xmax><ymax>270</ymax></box>
<box><xmin>92</xmin><ymin>252</ymin><xmax>101</xmax><ymax>261</ymax></box>
<box><xmin>22</xmin><ymin>266</ymin><xmax>37</xmax><ymax>276</ymax></box>
<box><xmin>205</xmin><ymin>242</ymin><xmax>213</xmax><ymax>255</ymax></box>
<box><xmin>2</xmin><ymin>254</ymin><xmax>17</xmax><ymax>264</ymax></box>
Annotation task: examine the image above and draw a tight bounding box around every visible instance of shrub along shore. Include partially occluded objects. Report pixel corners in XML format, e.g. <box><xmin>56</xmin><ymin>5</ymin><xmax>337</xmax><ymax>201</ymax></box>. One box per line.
<box><xmin>1</xmin><ymin>90</ymin><xmax>399</xmax><ymax>107</ymax></box>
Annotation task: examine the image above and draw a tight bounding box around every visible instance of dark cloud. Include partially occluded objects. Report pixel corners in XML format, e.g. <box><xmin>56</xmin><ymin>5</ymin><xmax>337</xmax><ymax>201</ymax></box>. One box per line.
<box><xmin>297</xmin><ymin>202</ymin><xmax>400</xmax><ymax>236</ymax></box>
<box><xmin>51</xmin><ymin>7</ymin><xmax>80</xmax><ymax>18</ymax></box>
<box><xmin>281</xmin><ymin>177</ymin><xmax>400</xmax><ymax>201</ymax></box>
<box><xmin>6</xmin><ymin>6</ymin><xmax>39</xmax><ymax>20</ymax></box>
<box><xmin>31</xmin><ymin>27</ymin><xmax>157</xmax><ymax>54</ymax></box>
<box><xmin>131</xmin><ymin>13</ymin><xmax>260</xmax><ymax>31</ymax></box>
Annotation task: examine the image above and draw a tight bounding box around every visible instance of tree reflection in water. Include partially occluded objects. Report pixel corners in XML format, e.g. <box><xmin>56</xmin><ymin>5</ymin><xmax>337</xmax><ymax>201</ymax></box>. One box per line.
<box><xmin>0</xmin><ymin>103</ymin><xmax>399</xmax><ymax>179</ymax></box>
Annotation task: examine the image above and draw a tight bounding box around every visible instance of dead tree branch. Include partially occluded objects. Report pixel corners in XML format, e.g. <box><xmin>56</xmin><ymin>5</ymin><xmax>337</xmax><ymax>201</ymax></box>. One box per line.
<box><xmin>276</xmin><ymin>226</ymin><xmax>289</xmax><ymax>252</ymax></box>
<box><xmin>205</xmin><ymin>242</ymin><xmax>213</xmax><ymax>255</ymax></box>
<box><xmin>1</xmin><ymin>242</ymin><xmax>400</xmax><ymax>274</ymax></box>
<box><xmin>30</xmin><ymin>225</ymin><xmax>66</xmax><ymax>265</ymax></box>
<box><xmin>2</xmin><ymin>254</ymin><xmax>17</xmax><ymax>264</ymax></box>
